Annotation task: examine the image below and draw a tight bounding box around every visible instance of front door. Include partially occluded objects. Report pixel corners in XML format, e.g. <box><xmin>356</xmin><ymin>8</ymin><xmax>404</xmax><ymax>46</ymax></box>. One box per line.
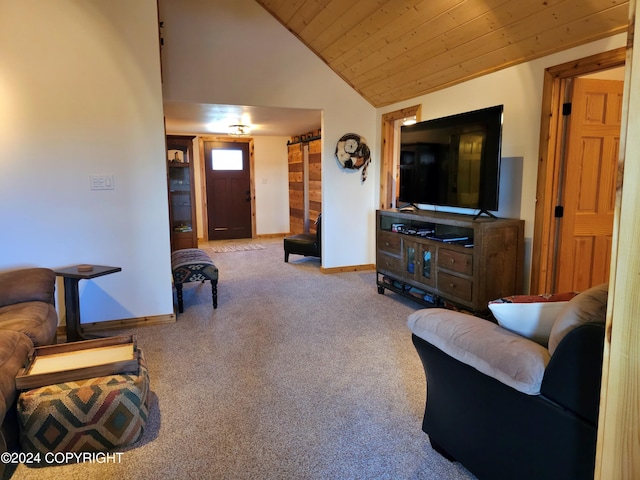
<box><xmin>204</xmin><ymin>141</ymin><xmax>252</xmax><ymax>240</ymax></box>
<box><xmin>555</xmin><ymin>77</ymin><xmax>622</xmax><ymax>292</ymax></box>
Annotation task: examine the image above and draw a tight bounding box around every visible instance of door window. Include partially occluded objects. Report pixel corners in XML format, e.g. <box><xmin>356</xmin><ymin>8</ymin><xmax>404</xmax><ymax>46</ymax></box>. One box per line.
<box><xmin>211</xmin><ymin>149</ymin><xmax>243</xmax><ymax>171</ymax></box>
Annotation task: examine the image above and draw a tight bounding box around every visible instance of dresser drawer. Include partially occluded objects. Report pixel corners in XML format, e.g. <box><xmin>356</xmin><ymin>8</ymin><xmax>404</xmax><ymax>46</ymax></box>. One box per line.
<box><xmin>377</xmin><ymin>252</ymin><xmax>403</xmax><ymax>275</ymax></box>
<box><xmin>437</xmin><ymin>248</ymin><xmax>473</xmax><ymax>275</ymax></box>
<box><xmin>437</xmin><ymin>272</ymin><xmax>473</xmax><ymax>302</ymax></box>
<box><xmin>377</xmin><ymin>231</ymin><xmax>402</xmax><ymax>255</ymax></box>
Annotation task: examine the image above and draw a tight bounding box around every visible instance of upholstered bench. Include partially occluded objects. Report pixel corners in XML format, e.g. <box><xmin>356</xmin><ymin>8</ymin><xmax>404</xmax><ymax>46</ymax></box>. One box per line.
<box><xmin>17</xmin><ymin>349</ymin><xmax>150</xmax><ymax>454</ymax></box>
<box><xmin>171</xmin><ymin>248</ymin><xmax>218</xmax><ymax>313</ymax></box>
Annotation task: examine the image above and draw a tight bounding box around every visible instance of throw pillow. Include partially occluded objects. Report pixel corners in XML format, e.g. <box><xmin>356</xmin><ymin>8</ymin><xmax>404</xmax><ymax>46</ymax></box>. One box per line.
<box><xmin>488</xmin><ymin>292</ymin><xmax>578</xmax><ymax>346</ymax></box>
<box><xmin>547</xmin><ymin>283</ymin><xmax>608</xmax><ymax>355</ymax></box>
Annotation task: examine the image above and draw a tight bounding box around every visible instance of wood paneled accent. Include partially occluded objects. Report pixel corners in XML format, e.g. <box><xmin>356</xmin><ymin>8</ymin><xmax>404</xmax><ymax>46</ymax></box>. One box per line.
<box><xmin>308</xmin><ymin>138</ymin><xmax>322</xmax><ymax>231</ymax></box>
<box><xmin>288</xmin><ymin>133</ymin><xmax>321</xmax><ymax>234</ymax></box>
<box><xmin>256</xmin><ymin>0</ymin><xmax>629</xmax><ymax>107</ymax></box>
<box><xmin>288</xmin><ymin>142</ymin><xmax>305</xmax><ymax>234</ymax></box>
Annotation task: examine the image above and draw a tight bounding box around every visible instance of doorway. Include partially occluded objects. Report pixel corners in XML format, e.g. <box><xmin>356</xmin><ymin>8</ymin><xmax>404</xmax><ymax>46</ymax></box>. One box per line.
<box><xmin>380</xmin><ymin>105</ymin><xmax>422</xmax><ymax>209</ymax></box>
<box><xmin>531</xmin><ymin>47</ymin><xmax>626</xmax><ymax>294</ymax></box>
<box><xmin>203</xmin><ymin>139</ymin><xmax>254</xmax><ymax>240</ymax></box>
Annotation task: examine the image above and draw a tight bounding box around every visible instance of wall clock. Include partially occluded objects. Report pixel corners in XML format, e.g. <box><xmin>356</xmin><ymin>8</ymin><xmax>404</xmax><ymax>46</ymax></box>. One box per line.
<box><xmin>335</xmin><ymin>133</ymin><xmax>371</xmax><ymax>182</ymax></box>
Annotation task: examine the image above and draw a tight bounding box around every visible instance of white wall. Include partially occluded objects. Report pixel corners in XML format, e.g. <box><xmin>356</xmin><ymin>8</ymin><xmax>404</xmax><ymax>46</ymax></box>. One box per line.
<box><xmin>159</xmin><ymin>0</ymin><xmax>377</xmax><ymax>269</ymax></box>
<box><xmin>253</xmin><ymin>136</ymin><xmax>291</xmax><ymax>235</ymax></box>
<box><xmin>0</xmin><ymin>0</ymin><xmax>172</xmax><ymax>323</ymax></box>
<box><xmin>378</xmin><ymin>34</ymin><xmax>627</xmax><ymax>291</ymax></box>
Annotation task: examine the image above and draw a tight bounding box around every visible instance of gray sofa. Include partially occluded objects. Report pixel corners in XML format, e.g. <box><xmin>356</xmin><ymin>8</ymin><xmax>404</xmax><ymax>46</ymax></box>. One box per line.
<box><xmin>0</xmin><ymin>268</ymin><xmax>58</xmax><ymax>474</ymax></box>
<box><xmin>408</xmin><ymin>283</ymin><xmax>608</xmax><ymax>480</ymax></box>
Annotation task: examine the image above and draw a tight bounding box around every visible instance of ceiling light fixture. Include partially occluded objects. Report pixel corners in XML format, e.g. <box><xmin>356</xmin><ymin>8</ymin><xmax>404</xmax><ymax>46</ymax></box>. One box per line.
<box><xmin>402</xmin><ymin>117</ymin><xmax>417</xmax><ymax>126</ymax></box>
<box><xmin>229</xmin><ymin>124</ymin><xmax>251</xmax><ymax>135</ymax></box>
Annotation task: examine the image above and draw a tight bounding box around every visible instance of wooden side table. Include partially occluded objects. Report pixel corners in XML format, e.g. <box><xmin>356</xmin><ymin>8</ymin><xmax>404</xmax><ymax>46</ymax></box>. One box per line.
<box><xmin>54</xmin><ymin>265</ymin><xmax>121</xmax><ymax>342</ymax></box>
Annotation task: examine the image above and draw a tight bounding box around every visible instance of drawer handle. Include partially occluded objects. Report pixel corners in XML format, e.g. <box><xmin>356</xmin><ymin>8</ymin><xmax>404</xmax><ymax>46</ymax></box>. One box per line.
<box><xmin>449</xmin><ymin>283</ymin><xmax>455</xmax><ymax>288</ymax></box>
<box><xmin>385</xmin><ymin>242</ymin><xmax>390</xmax><ymax>247</ymax></box>
<box><xmin>449</xmin><ymin>258</ymin><xmax>455</xmax><ymax>264</ymax></box>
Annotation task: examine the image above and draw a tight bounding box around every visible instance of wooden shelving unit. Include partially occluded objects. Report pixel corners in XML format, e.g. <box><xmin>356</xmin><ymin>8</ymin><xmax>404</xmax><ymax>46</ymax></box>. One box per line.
<box><xmin>167</xmin><ymin>135</ymin><xmax>197</xmax><ymax>252</ymax></box>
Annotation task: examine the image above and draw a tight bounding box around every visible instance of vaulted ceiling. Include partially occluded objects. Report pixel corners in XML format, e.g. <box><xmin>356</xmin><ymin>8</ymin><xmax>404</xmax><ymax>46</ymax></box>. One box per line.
<box><xmin>256</xmin><ymin>0</ymin><xmax>629</xmax><ymax>108</ymax></box>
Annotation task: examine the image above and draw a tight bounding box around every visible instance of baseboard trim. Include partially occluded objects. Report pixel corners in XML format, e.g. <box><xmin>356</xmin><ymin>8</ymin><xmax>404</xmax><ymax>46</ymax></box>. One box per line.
<box><xmin>320</xmin><ymin>264</ymin><xmax>375</xmax><ymax>274</ymax></box>
<box><xmin>256</xmin><ymin>233</ymin><xmax>286</xmax><ymax>239</ymax></box>
<box><xmin>56</xmin><ymin>313</ymin><xmax>176</xmax><ymax>337</ymax></box>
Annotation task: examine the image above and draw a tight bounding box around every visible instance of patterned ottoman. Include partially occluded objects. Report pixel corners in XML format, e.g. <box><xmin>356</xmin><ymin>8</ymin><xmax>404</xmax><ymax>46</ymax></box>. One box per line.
<box><xmin>17</xmin><ymin>349</ymin><xmax>150</xmax><ymax>454</ymax></box>
<box><xmin>171</xmin><ymin>248</ymin><xmax>219</xmax><ymax>313</ymax></box>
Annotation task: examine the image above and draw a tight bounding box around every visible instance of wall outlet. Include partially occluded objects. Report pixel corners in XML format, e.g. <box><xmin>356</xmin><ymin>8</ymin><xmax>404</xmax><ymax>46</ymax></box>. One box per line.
<box><xmin>90</xmin><ymin>174</ymin><xmax>115</xmax><ymax>190</ymax></box>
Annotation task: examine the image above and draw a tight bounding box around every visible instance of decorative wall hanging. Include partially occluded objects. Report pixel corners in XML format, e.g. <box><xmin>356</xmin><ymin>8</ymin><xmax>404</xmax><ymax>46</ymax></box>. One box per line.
<box><xmin>335</xmin><ymin>133</ymin><xmax>371</xmax><ymax>182</ymax></box>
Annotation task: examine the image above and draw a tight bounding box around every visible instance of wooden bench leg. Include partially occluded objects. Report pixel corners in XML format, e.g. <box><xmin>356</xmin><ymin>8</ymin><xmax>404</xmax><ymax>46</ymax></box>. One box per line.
<box><xmin>176</xmin><ymin>283</ymin><xmax>184</xmax><ymax>313</ymax></box>
<box><xmin>211</xmin><ymin>279</ymin><xmax>218</xmax><ymax>309</ymax></box>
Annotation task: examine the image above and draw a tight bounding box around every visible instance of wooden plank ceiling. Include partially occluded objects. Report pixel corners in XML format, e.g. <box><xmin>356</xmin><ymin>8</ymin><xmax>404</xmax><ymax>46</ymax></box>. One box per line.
<box><xmin>255</xmin><ymin>0</ymin><xmax>629</xmax><ymax>107</ymax></box>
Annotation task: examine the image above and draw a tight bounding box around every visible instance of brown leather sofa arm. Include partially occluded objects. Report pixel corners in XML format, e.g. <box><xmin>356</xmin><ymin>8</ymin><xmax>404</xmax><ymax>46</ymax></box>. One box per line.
<box><xmin>0</xmin><ymin>268</ymin><xmax>56</xmax><ymax>308</ymax></box>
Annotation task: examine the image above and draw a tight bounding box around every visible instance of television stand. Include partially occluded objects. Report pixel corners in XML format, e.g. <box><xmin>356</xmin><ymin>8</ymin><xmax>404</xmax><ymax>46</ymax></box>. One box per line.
<box><xmin>473</xmin><ymin>209</ymin><xmax>497</xmax><ymax>220</ymax></box>
<box><xmin>376</xmin><ymin>209</ymin><xmax>524</xmax><ymax>312</ymax></box>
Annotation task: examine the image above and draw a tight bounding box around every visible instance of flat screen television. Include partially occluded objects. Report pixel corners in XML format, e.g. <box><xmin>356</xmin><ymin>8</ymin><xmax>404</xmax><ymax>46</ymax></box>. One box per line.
<box><xmin>398</xmin><ymin>105</ymin><xmax>503</xmax><ymax>213</ymax></box>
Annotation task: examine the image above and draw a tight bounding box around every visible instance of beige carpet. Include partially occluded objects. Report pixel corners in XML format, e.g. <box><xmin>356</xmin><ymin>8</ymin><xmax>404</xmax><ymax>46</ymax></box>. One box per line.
<box><xmin>9</xmin><ymin>240</ymin><xmax>476</xmax><ymax>480</ymax></box>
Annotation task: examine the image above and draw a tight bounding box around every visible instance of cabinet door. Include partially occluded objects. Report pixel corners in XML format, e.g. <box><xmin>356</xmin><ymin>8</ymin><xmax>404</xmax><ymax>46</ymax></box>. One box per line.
<box><xmin>169</xmin><ymin>165</ymin><xmax>194</xmax><ymax>234</ymax></box>
<box><xmin>404</xmin><ymin>240</ymin><xmax>435</xmax><ymax>288</ymax></box>
<box><xmin>419</xmin><ymin>243</ymin><xmax>436</xmax><ymax>288</ymax></box>
<box><xmin>167</xmin><ymin>135</ymin><xmax>197</xmax><ymax>251</ymax></box>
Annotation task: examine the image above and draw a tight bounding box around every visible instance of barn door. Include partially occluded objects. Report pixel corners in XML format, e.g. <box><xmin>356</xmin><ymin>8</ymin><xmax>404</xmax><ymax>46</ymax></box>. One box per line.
<box><xmin>555</xmin><ymin>78</ymin><xmax>623</xmax><ymax>292</ymax></box>
<box><xmin>288</xmin><ymin>136</ymin><xmax>321</xmax><ymax>235</ymax></box>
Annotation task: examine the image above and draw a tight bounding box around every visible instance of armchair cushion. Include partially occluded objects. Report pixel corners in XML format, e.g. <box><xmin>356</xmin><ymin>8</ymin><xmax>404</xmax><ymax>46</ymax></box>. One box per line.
<box><xmin>408</xmin><ymin>308</ymin><xmax>550</xmax><ymax>395</ymax></box>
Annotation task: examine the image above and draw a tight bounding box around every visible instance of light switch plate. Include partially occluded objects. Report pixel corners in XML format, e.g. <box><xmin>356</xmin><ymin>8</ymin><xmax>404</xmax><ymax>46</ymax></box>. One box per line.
<box><xmin>90</xmin><ymin>174</ymin><xmax>115</xmax><ymax>190</ymax></box>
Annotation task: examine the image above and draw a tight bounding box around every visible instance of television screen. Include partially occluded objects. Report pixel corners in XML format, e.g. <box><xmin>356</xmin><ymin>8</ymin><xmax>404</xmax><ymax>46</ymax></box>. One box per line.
<box><xmin>399</xmin><ymin>105</ymin><xmax>503</xmax><ymax>212</ymax></box>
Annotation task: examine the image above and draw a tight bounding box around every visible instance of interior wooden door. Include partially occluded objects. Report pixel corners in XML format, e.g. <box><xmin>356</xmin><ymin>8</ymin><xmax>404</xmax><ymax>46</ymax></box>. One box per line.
<box><xmin>555</xmin><ymin>78</ymin><xmax>622</xmax><ymax>292</ymax></box>
<box><xmin>204</xmin><ymin>141</ymin><xmax>252</xmax><ymax>240</ymax></box>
